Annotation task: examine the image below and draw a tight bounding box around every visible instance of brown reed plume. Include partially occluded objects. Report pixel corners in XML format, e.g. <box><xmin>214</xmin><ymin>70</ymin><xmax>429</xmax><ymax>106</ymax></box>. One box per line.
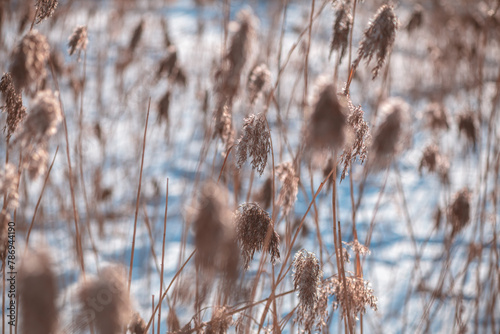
<box><xmin>128</xmin><ymin>312</ymin><xmax>146</xmax><ymax>334</ymax></box>
<box><xmin>68</xmin><ymin>25</ymin><xmax>88</xmax><ymax>57</ymax></box>
<box><xmin>34</xmin><ymin>0</ymin><xmax>58</xmax><ymax>25</ymax></box>
<box><xmin>235</xmin><ymin>113</ymin><xmax>271</xmax><ymax>175</ymax></box>
<box><xmin>293</xmin><ymin>249</ymin><xmax>322</xmax><ymax>311</ymax></box>
<box><xmin>205</xmin><ymin>306</ymin><xmax>232</xmax><ymax>334</ymax></box>
<box><xmin>371</xmin><ymin>97</ymin><xmax>410</xmax><ymax>167</ymax></box>
<box><xmin>235</xmin><ymin>202</ymin><xmax>280</xmax><ymax>269</ymax></box>
<box><xmin>9</xmin><ymin>30</ymin><xmax>50</xmax><ymax>91</ymax></box>
<box><xmin>247</xmin><ymin>63</ymin><xmax>270</xmax><ymax>105</ymax></box>
<box><xmin>0</xmin><ymin>163</ymin><xmax>20</xmax><ymax>265</ymax></box>
<box><xmin>406</xmin><ymin>4</ymin><xmax>423</xmax><ymax>34</ymax></box>
<box><xmin>128</xmin><ymin>19</ymin><xmax>144</xmax><ymax>54</ymax></box>
<box><xmin>329</xmin><ymin>2</ymin><xmax>352</xmax><ymax>63</ymax></box>
<box><xmin>457</xmin><ymin>110</ymin><xmax>478</xmax><ymax>149</ymax></box>
<box><xmin>0</xmin><ymin>73</ymin><xmax>27</xmax><ymax>139</ymax></box>
<box><xmin>193</xmin><ymin>181</ymin><xmax>240</xmax><ymax>280</ymax></box>
<box><xmin>448</xmin><ymin>188</ymin><xmax>471</xmax><ymax>237</ymax></box>
<box><xmin>329</xmin><ymin>273</ymin><xmax>377</xmax><ymax>320</ymax></box>
<box><xmin>423</xmin><ymin>102</ymin><xmax>449</xmax><ymax>132</ymax></box>
<box><xmin>418</xmin><ymin>143</ymin><xmax>450</xmax><ymax>184</ymax></box>
<box><xmin>306</xmin><ymin>79</ymin><xmax>348</xmax><ymax>152</ymax></box>
<box><xmin>78</xmin><ymin>266</ymin><xmax>132</xmax><ymax>334</ymax></box>
<box><xmin>352</xmin><ymin>4</ymin><xmax>398</xmax><ymax>79</ymax></box>
<box><xmin>19</xmin><ymin>250</ymin><xmax>58</xmax><ymax>334</ymax></box>
<box><xmin>253</xmin><ymin>176</ymin><xmax>272</xmax><ymax>210</ymax></box>
<box><xmin>339</xmin><ymin>95</ymin><xmax>370</xmax><ymax>181</ymax></box>
<box><xmin>276</xmin><ymin>162</ymin><xmax>299</xmax><ymax>216</ymax></box>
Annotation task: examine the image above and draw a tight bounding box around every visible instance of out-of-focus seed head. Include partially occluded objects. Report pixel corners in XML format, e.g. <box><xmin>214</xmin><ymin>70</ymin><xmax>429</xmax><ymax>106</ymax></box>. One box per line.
<box><xmin>68</xmin><ymin>25</ymin><xmax>88</xmax><ymax>57</ymax></box>
<box><xmin>19</xmin><ymin>250</ymin><xmax>58</xmax><ymax>334</ymax></box>
<box><xmin>205</xmin><ymin>306</ymin><xmax>231</xmax><ymax>334</ymax></box>
<box><xmin>193</xmin><ymin>181</ymin><xmax>240</xmax><ymax>280</ymax></box>
<box><xmin>292</xmin><ymin>249</ymin><xmax>322</xmax><ymax>311</ymax></box>
<box><xmin>352</xmin><ymin>4</ymin><xmax>398</xmax><ymax>79</ymax></box>
<box><xmin>306</xmin><ymin>79</ymin><xmax>348</xmax><ymax>152</ymax></box>
<box><xmin>448</xmin><ymin>188</ymin><xmax>471</xmax><ymax>236</ymax></box>
<box><xmin>128</xmin><ymin>19</ymin><xmax>144</xmax><ymax>53</ymax></box>
<box><xmin>128</xmin><ymin>313</ymin><xmax>146</xmax><ymax>334</ymax></box>
<box><xmin>424</xmin><ymin>102</ymin><xmax>449</xmax><ymax>132</ymax></box>
<box><xmin>78</xmin><ymin>266</ymin><xmax>132</xmax><ymax>334</ymax></box>
<box><xmin>247</xmin><ymin>63</ymin><xmax>270</xmax><ymax>105</ymax></box>
<box><xmin>276</xmin><ymin>162</ymin><xmax>299</xmax><ymax>216</ymax></box>
<box><xmin>406</xmin><ymin>4</ymin><xmax>423</xmax><ymax>33</ymax></box>
<box><xmin>158</xmin><ymin>89</ymin><xmax>171</xmax><ymax>125</ymax></box>
<box><xmin>9</xmin><ymin>30</ymin><xmax>50</xmax><ymax>91</ymax></box>
<box><xmin>330</xmin><ymin>274</ymin><xmax>378</xmax><ymax>319</ymax></box>
<box><xmin>343</xmin><ymin>239</ymin><xmax>371</xmax><ymax>256</ymax></box>
<box><xmin>18</xmin><ymin>90</ymin><xmax>61</xmax><ymax>145</ymax></box>
<box><xmin>235</xmin><ymin>113</ymin><xmax>271</xmax><ymax>175</ymax></box>
<box><xmin>371</xmin><ymin>97</ymin><xmax>410</xmax><ymax>167</ymax></box>
<box><xmin>329</xmin><ymin>3</ymin><xmax>352</xmax><ymax>63</ymax></box>
<box><xmin>0</xmin><ymin>163</ymin><xmax>19</xmax><ymax>212</ymax></box>
<box><xmin>235</xmin><ymin>202</ymin><xmax>280</xmax><ymax>269</ymax></box>
<box><xmin>457</xmin><ymin>110</ymin><xmax>477</xmax><ymax>149</ymax></box>
<box><xmin>0</xmin><ymin>73</ymin><xmax>27</xmax><ymax>139</ymax></box>
<box><xmin>35</xmin><ymin>0</ymin><xmax>58</xmax><ymax>24</ymax></box>
<box><xmin>253</xmin><ymin>177</ymin><xmax>272</xmax><ymax>210</ymax></box>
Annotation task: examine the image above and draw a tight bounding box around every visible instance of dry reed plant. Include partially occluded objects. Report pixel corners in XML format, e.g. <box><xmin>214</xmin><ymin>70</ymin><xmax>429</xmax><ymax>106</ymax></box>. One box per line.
<box><xmin>68</xmin><ymin>25</ymin><xmax>88</xmax><ymax>57</ymax></box>
<box><xmin>253</xmin><ymin>176</ymin><xmax>272</xmax><ymax>210</ymax></box>
<box><xmin>457</xmin><ymin>110</ymin><xmax>478</xmax><ymax>149</ymax></box>
<box><xmin>423</xmin><ymin>102</ymin><xmax>450</xmax><ymax>133</ymax></box>
<box><xmin>276</xmin><ymin>162</ymin><xmax>299</xmax><ymax>216</ymax></box>
<box><xmin>235</xmin><ymin>113</ymin><xmax>271</xmax><ymax>175</ymax></box>
<box><xmin>0</xmin><ymin>72</ymin><xmax>27</xmax><ymax>139</ymax></box>
<box><xmin>247</xmin><ymin>63</ymin><xmax>270</xmax><ymax>105</ymax></box>
<box><xmin>78</xmin><ymin>266</ymin><xmax>132</xmax><ymax>334</ymax></box>
<box><xmin>18</xmin><ymin>250</ymin><xmax>58</xmax><ymax>334</ymax></box>
<box><xmin>9</xmin><ymin>30</ymin><xmax>50</xmax><ymax>91</ymax></box>
<box><xmin>352</xmin><ymin>4</ymin><xmax>398</xmax><ymax>79</ymax></box>
<box><xmin>34</xmin><ymin>0</ymin><xmax>58</xmax><ymax>24</ymax></box>
<box><xmin>128</xmin><ymin>312</ymin><xmax>147</xmax><ymax>334</ymax></box>
<box><xmin>329</xmin><ymin>2</ymin><xmax>352</xmax><ymax>63</ymax></box>
<box><xmin>447</xmin><ymin>188</ymin><xmax>471</xmax><ymax>237</ymax></box>
<box><xmin>234</xmin><ymin>202</ymin><xmax>280</xmax><ymax>269</ymax></box>
<box><xmin>329</xmin><ymin>274</ymin><xmax>377</xmax><ymax>319</ymax></box>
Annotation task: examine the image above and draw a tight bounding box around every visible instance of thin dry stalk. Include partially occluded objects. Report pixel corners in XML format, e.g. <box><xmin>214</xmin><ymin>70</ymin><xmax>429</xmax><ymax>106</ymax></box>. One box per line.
<box><xmin>158</xmin><ymin>179</ymin><xmax>169</xmax><ymax>334</ymax></box>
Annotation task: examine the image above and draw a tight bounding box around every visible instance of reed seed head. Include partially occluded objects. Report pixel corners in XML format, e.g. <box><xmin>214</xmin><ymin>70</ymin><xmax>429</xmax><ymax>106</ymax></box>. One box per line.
<box><xmin>235</xmin><ymin>113</ymin><xmax>271</xmax><ymax>175</ymax></box>
<box><xmin>247</xmin><ymin>63</ymin><xmax>270</xmax><ymax>105</ymax></box>
<box><xmin>330</xmin><ymin>274</ymin><xmax>378</xmax><ymax>319</ymax></box>
<box><xmin>35</xmin><ymin>0</ymin><xmax>58</xmax><ymax>24</ymax></box>
<box><xmin>307</xmin><ymin>80</ymin><xmax>348</xmax><ymax>152</ymax></box>
<box><xmin>457</xmin><ymin>110</ymin><xmax>477</xmax><ymax>149</ymax></box>
<box><xmin>253</xmin><ymin>176</ymin><xmax>272</xmax><ymax>210</ymax></box>
<box><xmin>448</xmin><ymin>188</ymin><xmax>471</xmax><ymax>236</ymax></box>
<box><xmin>78</xmin><ymin>266</ymin><xmax>132</xmax><ymax>334</ymax></box>
<box><xmin>276</xmin><ymin>162</ymin><xmax>299</xmax><ymax>216</ymax></box>
<box><xmin>292</xmin><ymin>249</ymin><xmax>322</xmax><ymax>311</ymax></box>
<box><xmin>235</xmin><ymin>202</ymin><xmax>280</xmax><ymax>269</ymax></box>
<box><xmin>329</xmin><ymin>3</ymin><xmax>352</xmax><ymax>63</ymax></box>
<box><xmin>128</xmin><ymin>313</ymin><xmax>146</xmax><ymax>334</ymax></box>
<box><xmin>424</xmin><ymin>102</ymin><xmax>449</xmax><ymax>132</ymax></box>
<box><xmin>19</xmin><ymin>250</ymin><xmax>58</xmax><ymax>334</ymax></box>
<box><xmin>0</xmin><ymin>72</ymin><xmax>27</xmax><ymax>139</ymax></box>
<box><xmin>68</xmin><ymin>25</ymin><xmax>88</xmax><ymax>57</ymax></box>
<box><xmin>353</xmin><ymin>4</ymin><xmax>398</xmax><ymax>79</ymax></box>
<box><xmin>10</xmin><ymin>30</ymin><xmax>50</xmax><ymax>91</ymax></box>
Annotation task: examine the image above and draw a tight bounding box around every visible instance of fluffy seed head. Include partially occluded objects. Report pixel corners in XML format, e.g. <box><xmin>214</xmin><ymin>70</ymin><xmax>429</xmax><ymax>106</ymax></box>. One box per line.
<box><xmin>371</xmin><ymin>97</ymin><xmax>410</xmax><ymax>167</ymax></box>
<box><xmin>193</xmin><ymin>181</ymin><xmax>240</xmax><ymax>280</ymax></box>
<box><xmin>128</xmin><ymin>313</ymin><xmax>146</xmax><ymax>334</ymax></box>
<box><xmin>68</xmin><ymin>25</ymin><xmax>88</xmax><ymax>57</ymax></box>
<box><xmin>330</xmin><ymin>274</ymin><xmax>378</xmax><ymax>318</ymax></box>
<box><xmin>276</xmin><ymin>162</ymin><xmax>299</xmax><ymax>216</ymax></box>
<box><xmin>448</xmin><ymin>188</ymin><xmax>471</xmax><ymax>236</ymax></box>
<box><xmin>205</xmin><ymin>306</ymin><xmax>231</xmax><ymax>334</ymax></box>
<box><xmin>78</xmin><ymin>266</ymin><xmax>132</xmax><ymax>334</ymax></box>
<box><xmin>424</xmin><ymin>102</ymin><xmax>449</xmax><ymax>132</ymax></box>
<box><xmin>307</xmin><ymin>80</ymin><xmax>348</xmax><ymax>152</ymax></box>
<box><xmin>247</xmin><ymin>63</ymin><xmax>270</xmax><ymax>105</ymax></box>
<box><xmin>0</xmin><ymin>163</ymin><xmax>19</xmax><ymax>212</ymax></box>
<box><xmin>457</xmin><ymin>110</ymin><xmax>477</xmax><ymax>149</ymax></box>
<box><xmin>9</xmin><ymin>30</ymin><xmax>50</xmax><ymax>91</ymax></box>
<box><xmin>19</xmin><ymin>250</ymin><xmax>58</xmax><ymax>334</ymax></box>
<box><xmin>35</xmin><ymin>0</ymin><xmax>58</xmax><ymax>24</ymax></box>
<box><xmin>293</xmin><ymin>249</ymin><xmax>322</xmax><ymax>310</ymax></box>
<box><xmin>235</xmin><ymin>202</ymin><xmax>280</xmax><ymax>269</ymax></box>
<box><xmin>353</xmin><ymin>4</ymin><xmax>398</xmax><ymax>79</ymax></box>
<box><xmin>329</xmin><ymin>3</ymin><xmax>352</xmax><ymax>63</ymax></box>
<box><xmin>235</xmin><ymin>113</ymin><xmax>271</xmax><ymax>175</ymax></box>
<box><xmin>0</xmin><ymin>73</ymin><xmax>27</xmax><ymax>139</ymax></box>
<box><xmin>344</xmin><ymin>239</ymin><xmax>371</xmax><ymax>256</ymax></box>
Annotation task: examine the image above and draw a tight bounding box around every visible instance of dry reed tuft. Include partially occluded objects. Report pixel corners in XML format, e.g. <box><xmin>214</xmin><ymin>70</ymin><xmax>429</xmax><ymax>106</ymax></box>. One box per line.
<box><xmin>418</xmin><ymin>144</ymin><xmax>450</xmax><ymax>184</ymax></box>
<box><xmin>329</xmin><ymin>2</ymin><xmax>352</xmax><ymax>63</ymax></box>
<box><xmin>78</xmin><ymin>266</ymin><xmax>132</xmax><ymax>334</ymax></box>
<box><xmin>406</xmin><ymin>4</ymin><xmax>423</xmax><ymax>33</ymax></box>
<box><xmin>371</xmin><ymin>97</ymin><xmax>410</xmax><ymax>167</ymax></box>
<box><xmin>205</xmin><ymin>306</ymin><xmax>232</xmax><ymax>334</ymax></box>
<box><xmin>447</xmin><ymin>188</ymin><xmax>471</xmax><ymax>236</ymax></box>
<box><xmin>167</xmin><ymin>307</ymin><xmax>181</xmax><ymax>332</ymax></box>
<box><xmin>330</xmin><ymin>274</ymin><xmax>377</xmax><ymax>319</ymax></box>
<box><xmin>306</xmin><ymin>79</ymin><xmax>348</xmax><ymax>152</ymax></box>
<box><xmin>276</xmin><ymin>162</ymin><xmax>299</xmax><ymax>216</ymax></box>
<box><xmin>235</xmin><ymin>202</ymin><xmax>280</xmax><ymax>269</ymax></box>
<box><xmin>295</xmin><ymin>279</ymin><xmax>334</xmax><ymax>332</ymax></box>
<box><xmin>158</xmin><ymin>89</ymin><xmax>171</xmax><ymax>125</ymax></box>
<box><xmin>128</xmin><ymin>19</ymin><xmax>144</xmax><ymax>53</ymax></box>
<box><xmin>339</xmin><ymin>95</ymin><xmax>371</xmax><ymax>181</ymax></box>
<box><xmin>235</xmin><ymin>113</ymin><xmax>271</xmax><ymax>175</ymax></box>
<box><xmin>293</xmin><ymin>249</ymin><xmax>322</xmax><ymax>311</ymax></box>
<box><xmin>343</xmin><ymin>239</ymin><xmax>370</xmax><ymax>256</ymax></box>
<box><xmin>424</xmin><ymin>102</ymin><xmax>449</xmax><ymax>132</ymax></box>
<box><xmin>128</xmin><ymin>312</ymin><xmax>146</xmax><ymax>334</ymax></box>
<box><xmin>193</xmin><ymin>181</ymin><xmax>240</xmax><ymax>280</ymax></box>
<box><xmin>214</xmin><ymin>103</ymin><xmax>235</xmax><ymax>148</ymax></box>
<box><xmin>0</xmin><ymin>163</ymin><xmax>20</xmax><ymax>212</ymax></box>
<box><xmin>0</xmin><ymin>72</ymin><xmax>27</xmax><ymax>139</ymax></box>
<box><xmin>253</xmin><ymin>176</ymin><xmax>272</xmax><ymax>210</ymax></box>
<box><xmin>247</xmin><ymin>63</ymin><xmax>270</xmax><ymax>105</ymax></box>
<box><xmin>19</xmin><ymin>250</ymin><xmax>58</xmax><ymax>334</ymax></box>
<box><xmin>352</xmin><ymin>4</ymin><xmax>398</xmax><ymax>79</ymax></box>
<box><xmin>17</xmin><ymin>90</ymin><xmax>61</xmax><ymax>145</ymax></box>
<box><xmin>35</xmin><ymin>0</ymin><xmax>58</xmax><ymax>24</ymax></box>
<box><xmin>9</xmin><ymin>30</ymin><xmax>50</xmax><ymax>91</ymax></box>
<box><xmin>68</xmin><ymin>25</ymin><xmax>88</xmax><ymax>57</ymax></box>
<box><xmin>457</xmin><ymin>110</ymin><xmax>477</xmax><ymax>149</ymax></box>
